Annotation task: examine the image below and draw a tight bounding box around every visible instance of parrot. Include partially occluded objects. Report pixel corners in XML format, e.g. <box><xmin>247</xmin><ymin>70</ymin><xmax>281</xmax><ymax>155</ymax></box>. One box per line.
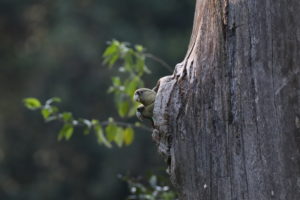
<box><xmin>133</xmin><ymin>88</ymin><xmax>156</xmax><ymax>106</ymax></box>
<box><xmin>136</xmin><ymin>103</ymin><xmax>154</xmax><ymax>126</ymax></box>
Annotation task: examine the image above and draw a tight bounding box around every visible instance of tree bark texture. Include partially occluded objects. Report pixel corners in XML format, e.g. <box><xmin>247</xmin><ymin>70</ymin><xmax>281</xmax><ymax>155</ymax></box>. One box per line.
<box><xmin>153</xmin><ymin>0</ymin><xmax>300</xmax><ymax>199</ymax></box>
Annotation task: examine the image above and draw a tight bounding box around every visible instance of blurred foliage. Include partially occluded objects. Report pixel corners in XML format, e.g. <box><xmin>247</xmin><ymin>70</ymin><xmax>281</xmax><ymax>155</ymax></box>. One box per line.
<box><xmin>104</xmin><ymin>40</ymin><xmax>148</xmax><ymax>118</ymax></box>
<box><xmin>23</xmin><ymin>96</ymin><xmax>136</xmax><ymax>148</ymax></box>
<box><xmin>121</xmin><ymin>174</ymin><xmax>178</xmax><ymax>200</ymax></box>
<box><xmin>24</xmin><ymin>39</ymin><xmax>180</xmax><ymax>198</ymax></box>
<box><xmin>23</xmin><ymin>40</ymin><xmax>157</xmax><ymax>148</ymax></box>
<box><xmin>23</xmin><ymin>39</ymin><xmax>179</xmax><ymax>198</ymax></box>
<box><xmin>0</xmin><ymin>0</ymin><xmax>194</xmax><ymax>199</ymax></box>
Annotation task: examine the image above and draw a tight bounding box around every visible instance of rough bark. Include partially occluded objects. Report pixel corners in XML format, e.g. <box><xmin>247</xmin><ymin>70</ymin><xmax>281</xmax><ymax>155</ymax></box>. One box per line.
<box><xmin>153</xmin><ymin>0</ymin><xmax>300</xmax><ymax>199</ymax></box>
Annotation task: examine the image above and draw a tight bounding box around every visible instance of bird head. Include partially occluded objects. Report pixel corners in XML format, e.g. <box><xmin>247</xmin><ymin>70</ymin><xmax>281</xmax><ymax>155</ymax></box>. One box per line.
<box><xmin>133</xmin><ymin>90</ymin><xmax>141</xmax><ymax>102</ymax></box>
<box><xmin>136</xmin><ymin>104</ymin><xmax>145</xmax><ymax>121</ymax></box>
<box><xmin>133</xmin><ymin>88</ymin><xmax>156</xmax><ymax>106</ymax></box>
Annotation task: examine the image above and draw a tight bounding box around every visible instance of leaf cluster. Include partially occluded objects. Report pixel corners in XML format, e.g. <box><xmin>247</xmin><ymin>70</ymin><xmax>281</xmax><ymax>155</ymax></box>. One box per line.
<box><xmin>120</xmin><ymin>174</ymin><xmax>178</xmax><ymax>200</ymax></box>
<box><xmin>23</xmin><ymin>40</ymin><xmax>176</xmax><ymax>199</ymax></box>
<box><xmin>23</xmin><ymin>97</ymin><xmax>136</xmax><ymax>148</ymax></box>
<box><xmin>23</xmin><ymin>40</ymin><xmax>168</xmax><ymax>148</ymax></box>
<box><xmin>103</xmin><ymin>40</ymin><xmax>151</xmax><ymax>118</ymax></box>
<box><xmin>23</xmin><ymin>40</ymin><xmax>155</xmax><ymax>147</ymax></box>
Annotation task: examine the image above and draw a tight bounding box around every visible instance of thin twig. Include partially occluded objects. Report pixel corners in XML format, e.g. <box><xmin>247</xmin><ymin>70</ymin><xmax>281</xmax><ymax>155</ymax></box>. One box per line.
<box><xmin>100</xmin><ymin>121</ymin><xmax>152</xmax><ymax>132</ymax></box>
<box><xmin>46</xmin><ymin>112</ymin><xmax>152</xmax><ymax>132</ymax></box>
<box><xmin>144</xmin><ymin>53</ymin><xmax>173</xmax><ymax>72</ymax></box>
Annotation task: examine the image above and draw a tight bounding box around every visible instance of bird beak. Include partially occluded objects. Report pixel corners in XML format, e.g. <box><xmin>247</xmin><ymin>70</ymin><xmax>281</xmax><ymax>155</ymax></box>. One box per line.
<box><xmin>133</xmin><ymin>93</ymin><xmax>139</xmax><ymax>102</ymax></box>
<box><xmin>136</xmin><ymin>111</ymin><xmax>143</xmax><ymax>121</ymax></box>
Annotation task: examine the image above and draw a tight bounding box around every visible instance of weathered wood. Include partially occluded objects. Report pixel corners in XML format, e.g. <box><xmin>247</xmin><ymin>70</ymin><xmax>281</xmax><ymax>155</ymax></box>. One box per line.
<box><xmin>153</xmin><ymin>0</ymin><xmax>300</xmax><ymax>199</ymax></box>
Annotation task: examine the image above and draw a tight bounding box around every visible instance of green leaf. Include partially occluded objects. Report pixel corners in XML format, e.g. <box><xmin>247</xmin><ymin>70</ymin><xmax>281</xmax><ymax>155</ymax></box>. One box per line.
<box><xmin>114</xmin><ymin>127</ymin><xmax>124</xmax><ymax>147</ymax></box>
<box><xmin>83</xmin><ymin>127</ymin><xmax>90</xmax><ymax>135</ymax></box>
<box><xmin>125</xmin><ymin>77</ymin><xmax>140</xmax><ymax>97</ymax></box>
<box><xmin>161</xmin><ymin>192</ymin><xmax>176</xmax><ymax>200</ymax></box>
<box><xmin>124</xmin><ymin>51</ymin><xmax>134</xmax><ymax>70</ymax></box>
<box><xmin>105</xmin><ymin>123</ymin><xmax>118</xmax><ymax>142</ymax></box>
<box><xmin>91</xmin><ymin>119</ymin><xmax>99</xmax><ymax>126</ymax></box>
<box><xmin>118</xmin><ymin>101</ymin><xmax>129</xmax><ymax>118</ymax></box>
<box><xmin>23</xmin><ymin>98</ymin><xmax>41</xmax><ymax>110</ymax></box>
<box><xmin>58</xmin><ymin>124</ymin><xmax>74</xmax><ymax>141</ymax></box>
<box><xmin>94</xmin><ymin>124</ymin><xmax>112</xmax><ymax>148</ymax></box>
<box><xmin>124</xmin><ymin>127</ymin><xmax>134</xmax><ymax>146</ymax></box>
<box><xmin>41</xmin><ymin>108</ymin><xmax>51</xmax><ymax>119</ymax></box>
<box><xmin>103</xmin><ymin>42</ymin><xmax>117</xmax><ymax>57</ymax></box>
<box><xmin>136</xmin><ymin>56</ymin><xmax>145</xmax><ymax>75</ymax></box>
<box><xmin>41</xmin><ymin>106</ymin><xmax>59</xmax><ymax>121</ymax></box>
<box><xmin>61</xmin><ymin>112</ymin><xmax>73</xmax><ymax>122</ymax></box>
<box><xmin>103</xmin><ymin>40</ymin><xmax>121</xmax><ymax>68</ymax></box>
<box><xmin>112</xmin><ymin>76</ymin><xmax>121</xmax><ymax>86</ymax></box>
<box><xmin>135</xmin><ymin>44</ymin><xmax>144</xmax><ymax>52</ymax></box>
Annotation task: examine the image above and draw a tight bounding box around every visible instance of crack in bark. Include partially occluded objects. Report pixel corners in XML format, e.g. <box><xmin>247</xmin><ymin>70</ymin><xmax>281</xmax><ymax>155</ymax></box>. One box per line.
<box><xmin>266</xmin><ymin>0</ymin><xmax>279</xmax><ymax>196</ymax></box>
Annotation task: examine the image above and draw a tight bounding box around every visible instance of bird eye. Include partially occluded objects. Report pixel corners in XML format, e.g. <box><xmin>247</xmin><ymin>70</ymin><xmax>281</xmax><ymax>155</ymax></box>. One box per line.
<box><xmin>137</xmin><ymin>107</ymin><xmax>144</xmax><ymax>112</ymax></box>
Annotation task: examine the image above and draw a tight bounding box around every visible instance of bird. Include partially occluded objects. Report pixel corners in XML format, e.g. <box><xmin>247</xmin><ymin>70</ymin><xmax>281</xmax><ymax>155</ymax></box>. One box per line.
<box><xmin>133</xmin><ymin>88</ymin><xmax>156</xmax><ymax>106</ymax></box>
<box><xmin>136</xmin><ymin>103</ymin><xmax>154</xmax><ymax>126</ymax></box>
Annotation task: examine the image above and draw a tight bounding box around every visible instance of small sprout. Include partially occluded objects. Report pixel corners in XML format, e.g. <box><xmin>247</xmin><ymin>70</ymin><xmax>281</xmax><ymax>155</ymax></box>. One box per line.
<box><xmin>45</xmin><ymin>97</ymin><xmax>61</xmax><ymax>105</ymax></box>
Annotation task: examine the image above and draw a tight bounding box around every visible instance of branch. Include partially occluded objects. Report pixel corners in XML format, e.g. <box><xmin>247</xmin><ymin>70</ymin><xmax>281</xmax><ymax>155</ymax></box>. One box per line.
<box><xmin>145</xmin><ymin>53</ymin><xmax>173</xmax><ymax>72</ymax></box>
<box><xmin>100</xmin><ymin>121</ymin><xmax>152</xmax><ymax>132</ymax></box>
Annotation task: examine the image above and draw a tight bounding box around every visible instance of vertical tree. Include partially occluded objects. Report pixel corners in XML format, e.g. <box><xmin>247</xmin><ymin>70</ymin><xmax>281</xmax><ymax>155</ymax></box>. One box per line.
<box><xmin>153</xmin><ymin>0</ymin><xmax>300</xmax><ymax>199</ymax></box>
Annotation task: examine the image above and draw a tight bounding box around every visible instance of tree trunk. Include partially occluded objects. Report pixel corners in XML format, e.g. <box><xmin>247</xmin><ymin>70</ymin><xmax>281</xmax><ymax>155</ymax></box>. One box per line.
<box><xmin>153</xmin><ymin>0</ymin><xmax>300</xmax><ymax>199</ymax></box>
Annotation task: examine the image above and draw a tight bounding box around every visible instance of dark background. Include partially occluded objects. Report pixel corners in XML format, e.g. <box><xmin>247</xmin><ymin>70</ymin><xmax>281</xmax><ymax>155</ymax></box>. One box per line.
<box><xmin>0</xmin><ymin>0</ymin><xmax>194</xmax><ymax>199</ymax></box>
